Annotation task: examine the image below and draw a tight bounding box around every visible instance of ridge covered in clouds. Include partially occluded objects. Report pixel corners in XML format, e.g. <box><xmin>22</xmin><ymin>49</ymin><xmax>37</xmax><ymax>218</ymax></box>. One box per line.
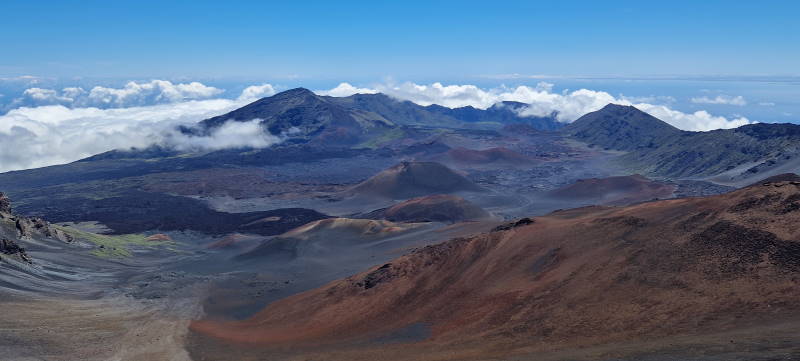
<box><xmin>0</xmin><ymin>79</ymin><xmax>752</xmax><ymax>172</ymax></box>
<box><xmin>325</xmin><ymin>81</ymin><xmax>751</xmax><ymax>131</ymax></box>
<box><xmin>0</xmin><ymin>83</ymin><xmax>278</xmax><ymax>172</ymax></box>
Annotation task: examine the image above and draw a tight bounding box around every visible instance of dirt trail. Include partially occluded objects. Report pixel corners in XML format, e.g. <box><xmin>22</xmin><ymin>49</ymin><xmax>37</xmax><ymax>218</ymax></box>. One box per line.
<box><xmin>0</xmin><ymin>295</ymin><xmax>199</xmax><ymax>361</ymax></box>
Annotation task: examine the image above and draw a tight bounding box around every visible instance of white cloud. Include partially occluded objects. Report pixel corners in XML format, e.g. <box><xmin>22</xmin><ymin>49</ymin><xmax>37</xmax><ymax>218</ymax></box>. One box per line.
<box><xmin>167</xmin><ymin>119</ymin><xmax>282</xmax><ymax>151</ymax></box>
<box><xmin>238</xmin><ymin>84</ymin><xmax>276</xmax><ymax>101</ymax></box>
<box><xmin>11</xmin><ymin>80</ymin><xmax>224</xmax><ymax>109</ymax></box>
<box><xmin>0</xmin><ymin>92</ymin><xmax>281</xmax><ymax>172</ymax></box>
<box><xmin>690</xmin><ymin>95</ymin><xmax>747</xmax><ymax>106</ymax></box>
<box><xmin>633</xmin><ymin>105</ymin><xmax>750</xmax><ymax>131</ymax></box>
<box><xmin>758</xmin><ymin>102</ymin><xmax>776</xmax><ymax>106</ymax></box>
<box><xmin>315</xmin><ymin>82</ymin><xmax>378</xmax><ymax>97</ymax></box>
<box><xmin>21</xmin><ymin>87</ymin><xmax>75</xmax><ymax>103</ymax></box>
<box><xmin>321</xmin><ymin>81</ymin><xmax>749</xmax><ymax>131</ymax></box>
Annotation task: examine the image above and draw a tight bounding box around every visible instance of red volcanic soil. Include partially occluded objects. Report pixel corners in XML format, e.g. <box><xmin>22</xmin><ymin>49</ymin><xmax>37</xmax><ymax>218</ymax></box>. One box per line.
<box><xmin>349</xmin><ymin>161</ymin><xmax>484</xmax><ymax>199</ymax></box>
<box><xmin>207</xmin><ymin>233</ymin><xmax>262</xmax><ymax>250</ymax></box>
<box><xmin>382</xmin><ymin>194</ymin><xmax>489</xmax><ymax>223</ymax></box>
<box><xmin>443</xmin><ymin>147</ymin><xmax>534</xmax><ymax>165</ymax></box>
<box><xmin>145</xmin><ymin>233</ymin><xmax>172</xmax><ymax>242</ymax></box>
<box><xmin>548</xmin><ymin>174</ymin><xmax>676</xmax><ymax>205</ymax></box>
<box><xmin>191</xmin><ymin>180</ymin><xmax>800</xmax><ymax>359</ymax></box>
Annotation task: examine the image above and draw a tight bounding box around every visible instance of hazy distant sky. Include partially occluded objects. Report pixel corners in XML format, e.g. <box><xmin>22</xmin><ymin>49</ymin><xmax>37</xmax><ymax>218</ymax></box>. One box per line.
<box><xmin>1</xmin><ymin>0</ymin><xmax>797</xmax><ymax>80</ymax></box>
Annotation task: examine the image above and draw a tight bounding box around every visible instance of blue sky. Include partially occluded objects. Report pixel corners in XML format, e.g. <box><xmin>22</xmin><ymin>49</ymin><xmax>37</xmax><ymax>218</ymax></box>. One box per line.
<box><xmin>1</xmin><ymin>0</ymin><xmax>798</xmax><ymax>79</ymax></box>
<box><xmin>0</xmin><ymin>1</ymin><xmax>798</xmax><ymax>171</ymax></box>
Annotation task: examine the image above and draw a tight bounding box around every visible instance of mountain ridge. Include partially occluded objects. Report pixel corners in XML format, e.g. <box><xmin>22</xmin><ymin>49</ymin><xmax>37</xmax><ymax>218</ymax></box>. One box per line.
<box><xmin>563</xmin><ymin>103</ymin><xmax>800</xmax><ymax>181</ymax></box>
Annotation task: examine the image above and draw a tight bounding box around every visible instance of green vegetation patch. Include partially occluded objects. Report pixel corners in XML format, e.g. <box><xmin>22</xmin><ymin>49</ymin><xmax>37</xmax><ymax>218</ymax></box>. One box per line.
<box><xmin>356</xmin><ymin>128</ymin><xmax>406</xmax><ymax>149</ymax></box>
<box><xmin>55</xmin><ymin>226</ymin><xmax>173</xmax><ymax>258</ymax></box>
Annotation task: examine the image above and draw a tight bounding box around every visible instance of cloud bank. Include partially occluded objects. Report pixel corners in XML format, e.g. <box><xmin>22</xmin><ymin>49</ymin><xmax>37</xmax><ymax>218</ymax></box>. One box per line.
<box><xmin>168</xmin><ymin>119</ymin><xmax>283</xmax><ymax>151</ymax></box>
<box><xmin>0</xmin><ymin>84</ymin><xmax>281</xmax><ymax>172</ymax></box>
<box><xmin>319</xmin><ymin>81</ymin><xmax>751</xmax><ymax>131</ymax></box>
<box><xmin>11</xmin><ymin>80</ymin><xmax>224</xmax><ymax>109</ymax></box>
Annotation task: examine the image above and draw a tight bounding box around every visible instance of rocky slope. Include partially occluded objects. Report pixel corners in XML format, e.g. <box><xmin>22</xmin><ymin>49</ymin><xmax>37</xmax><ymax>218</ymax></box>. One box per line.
<box><xmin>0</xmin><ymin>192</ymin><xmax>73</xmax><ymax>265</ymax></box>
<box><xmin>364</xmin><ymin>194</ymin><xmax>490</xmax><ymax>223</ymax></box>
<box><xmin>547</xmin><ymin>174</ymin><xmax>676</xmax><ymax>205</ymax></box>
<box><xmin>192</xmin><ymin>177</ymin><xmax>800</xmax><ymax>359</ymax></box>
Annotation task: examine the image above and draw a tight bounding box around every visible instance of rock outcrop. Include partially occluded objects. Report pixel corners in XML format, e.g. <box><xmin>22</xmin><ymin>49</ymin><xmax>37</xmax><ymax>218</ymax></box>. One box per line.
<box><xmin>0</xmin><ymin>192</ymin><xmax>12</xmax><ymax>218</ymax></box>
<box><xmin>15</xmin><ymin>216</ymin><xmax>73</xmax><ymax>242</ymax></box>
<box><xmin>0</xmin><ymin>238</ymin><xmax>32</xmax><ymax>263</ymax></box>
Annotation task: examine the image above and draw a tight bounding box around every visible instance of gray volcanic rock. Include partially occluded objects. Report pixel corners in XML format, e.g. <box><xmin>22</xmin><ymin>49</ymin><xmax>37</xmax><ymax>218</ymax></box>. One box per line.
<box><xmin>0</xmin><ymin>192</ymin><xmax>11</xmax><ymax>217</ymax></box>
<box><xmin>15</xmin><ymin>216</ymin><xmax>73</xmax><ymax>242</ymax></box>
<box><xmin>0</xmin><ymin>192</ymin><xmax>74</xmax><ymax>265</ymax></box>
<box><xmin>0</xmin><ymin>238</ymin><xmax>31</xmax><ymax>264</ymax></box>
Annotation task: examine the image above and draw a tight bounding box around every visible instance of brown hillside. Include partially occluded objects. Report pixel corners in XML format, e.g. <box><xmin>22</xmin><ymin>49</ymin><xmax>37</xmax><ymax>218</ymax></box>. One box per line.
<box><xmin>192</xmin><ymin>180</ymin><xmax>800</xmax><ymax>359</ymax></box>
<box><xmin>349</xmin><ymin>161</ymin><xmax>484</xmax><ymax>199</ymax></box>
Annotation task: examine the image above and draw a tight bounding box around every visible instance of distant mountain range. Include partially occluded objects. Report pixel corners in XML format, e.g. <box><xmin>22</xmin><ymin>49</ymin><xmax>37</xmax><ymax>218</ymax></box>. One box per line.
<box><xmin>195</xmin><ymin>88</ymin><xmax>563</xmax><ymax>145</ymax></box>
<box><xmin>565</xmin><ymin>104</ymin><xmax>800</xmax><ymax>182</ymax></box>
<box><xmin>2</xmin><ymin>88</ymin><xmax>800</xmax><ymax>232</ymax></box>
<box><xmin>199</xmin><ymin>91</ymin><xmax>800</xmax><ymax>183</ymax></box>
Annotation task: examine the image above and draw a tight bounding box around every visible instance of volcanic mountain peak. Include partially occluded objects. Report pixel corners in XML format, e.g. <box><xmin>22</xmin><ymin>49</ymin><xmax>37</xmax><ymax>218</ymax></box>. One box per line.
<box><xmin>349</xmin><ymin>161</ymin><xmax>484</xmax><ymax>199</ymax></box>
<box><xmin>273</xmin><ymin>87</ymin><xmax>315</xmax><ymax>97</ymax></box>
<box><xmin>197</xmin><ymin>87</ymin><xmax>395</xmax><ymax>145</ymax></box>
<box><xmin>575</xmin><ymin>103</ymin><xmax>676</xmax><ymax>130</ymax></box>
<box><xmin>564</xmin><ymin>103</ymin><xmax>681</xmax><ymax>150</ymax></box>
